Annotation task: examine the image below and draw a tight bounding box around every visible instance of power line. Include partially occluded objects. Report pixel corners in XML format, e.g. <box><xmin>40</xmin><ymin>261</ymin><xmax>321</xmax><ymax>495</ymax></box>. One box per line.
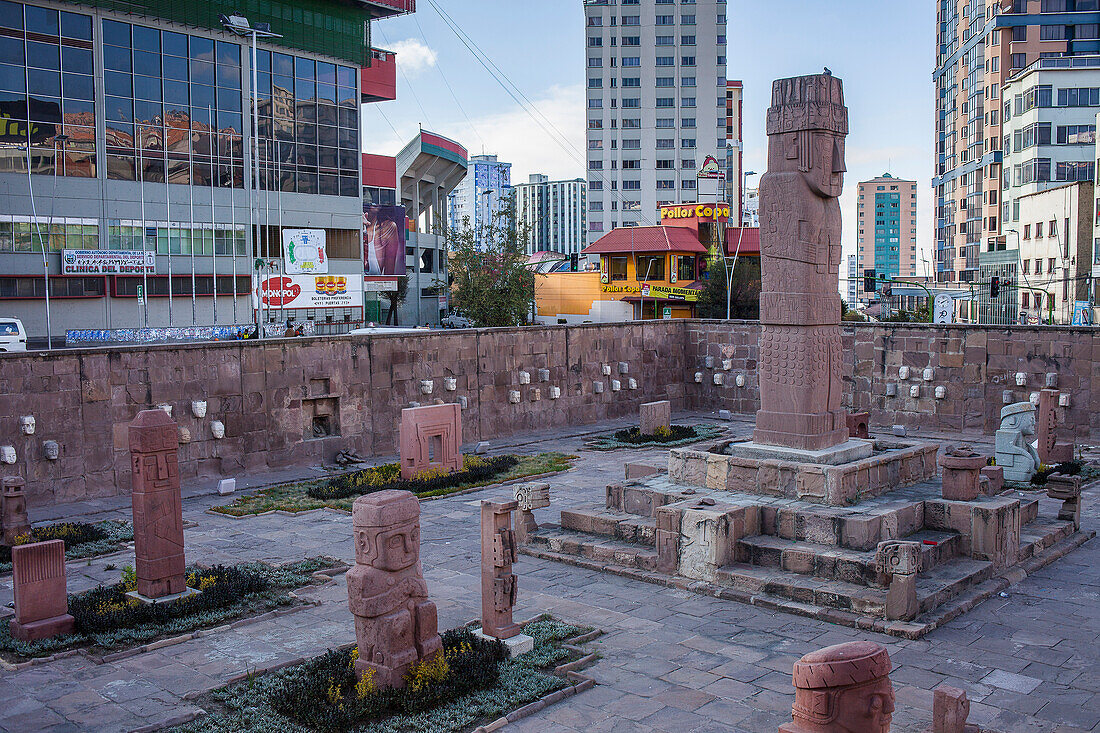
<box><xmin>412</xmin><ymin>11</ymin><xmax>487</xmax><ymax>152</ymax></box>
<box><xmin>375</xmin><ymin>26</ymin><xmax>433</xmax><ymax>129</ymax></box>
<box><xmin>423</xmin><ymin>0</ymin><xmax>655</xmax><ymax>227</ymax></box>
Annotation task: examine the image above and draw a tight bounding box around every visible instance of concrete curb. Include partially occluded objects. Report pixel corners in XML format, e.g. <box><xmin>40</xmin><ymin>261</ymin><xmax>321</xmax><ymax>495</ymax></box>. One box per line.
<box><xmin>520</xmin><ymin>528</ymin><xmax>1095</xmax><ymax>640</ymax></box>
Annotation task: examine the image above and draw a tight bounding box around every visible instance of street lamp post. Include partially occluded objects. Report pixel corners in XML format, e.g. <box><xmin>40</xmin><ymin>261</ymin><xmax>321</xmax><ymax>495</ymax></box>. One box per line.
<box><xmin>8</xmin><ymin>142</ymin><xmax>53</xmax><ymax>349</ymax></box>
<box><xmin>220</xmin><ymin>14</ymin><xmax>281</xmax><ymax>337</ymax></box>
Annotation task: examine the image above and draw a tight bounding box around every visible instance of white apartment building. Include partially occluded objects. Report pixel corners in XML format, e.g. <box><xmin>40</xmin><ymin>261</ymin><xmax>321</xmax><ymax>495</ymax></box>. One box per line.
<box><xmin>584</xmin><ymin>0</ymin><xmax>728</xmax><ymax>244</ymax></box>
<box><xmin>515</xmin><ymin>174</ymin><xmax>587</xmax><ymax>257</ymax></box>
<box><xmin>1002</xmin><ymin>57</ymin><xmax>1100</xmax><ymax>227</ymax></box>
<box><xmin>846</xmin><ymin>254</ymin><xmax>858</xmax><ymax>306</ymax></box>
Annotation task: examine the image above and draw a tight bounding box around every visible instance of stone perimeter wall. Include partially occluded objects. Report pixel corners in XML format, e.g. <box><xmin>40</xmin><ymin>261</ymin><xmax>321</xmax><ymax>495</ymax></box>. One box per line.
<box><xmin>1</xmin><ymin>320</ymin><xmax>1095</xmax><ymax>507</ymax></box>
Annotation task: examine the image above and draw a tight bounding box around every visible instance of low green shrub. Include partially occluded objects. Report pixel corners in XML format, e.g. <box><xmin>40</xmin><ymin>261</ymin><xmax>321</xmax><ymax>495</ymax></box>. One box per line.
<box><xmin>310</xmin><ymin>455</ymin><xmax>520</xmax><ymax>501</ymax></box>
<box><xmin>1031</xmin><ymin>460</ymin><xmax>1083</xmax><ymax>486</ymax></box>
<box><xmin>0</xmin><ymin>520</ymin><xmax>132</xmax><ymax>570</ymax></box>
<box><xmin>612</xmin><ymin>425</ymin><xmax>698</xmax><ymax>444</ymax></box>
<box><xmin>271</xmin><ymin>628</ymin><xmax>508</xmax><ymax>732</ymax></box>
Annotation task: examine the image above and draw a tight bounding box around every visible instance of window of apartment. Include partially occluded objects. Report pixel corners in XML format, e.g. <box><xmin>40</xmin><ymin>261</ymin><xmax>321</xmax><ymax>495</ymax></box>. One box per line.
<box><xmin>588</xmin><ymin>139</ymin><xmax>603</xmax><ymax>150</ymax></box>
<box><xmin>682</xmin><ymin>179</ymin><xmax>696</xmax><ymax>189</ymax></box>
<box><xmin>1024</xmin><ymin>224</ymin><xmax>1031</xmax><ymax>239</ymax></box>
<box><xmin>622</xmin><ymin>97</ymin><xmax>640</xmax><ymax>108</ymax></box>
<box><xmin>656</xmin><ymin>138</ymin><xmax>675</xmax><ymax>149</ymax></box>
<box><xmin>681</xmin><ymin>56</ymin><xmax>696</xmax><ymax>66</ymax></box>
<box><xmin>656</xmin><ymin>15</ymin><xmax>674</xmax><ymax>25</ymax></box>
<box><xmin>1023</xmin><ymin>259</ymin><xmax>1031</xmax><ymax>275</ymax></box>
<box><xmin>588</xmin><ymin>118</ymin><xmax>603</xmax><ymax>129</ymax></box>
<box><xmin>1057</xmin><ymin>87</ymin><xmax>1100</xmax><ymax>106</ymax></box>
<box><xmin>1011</xmin><ymin>53</ymin><xmax>1027</xmax><ymax>69</ymax></box>
<box><xmin>589</xmin><ymin>201</ymin><xmax>603</xmax><ymax>212</ymax></box>
<box><xmin>623</xmin><ymin>200</ymin><xmax>641</xmax><ymax>211</ymax></box>
<box><xmin>1024</xmin><ymin>85</ymin><xmax>1053</xmax><ymax>109</ymax></box>
<box><xmin>655</xmin><ymin>35</ymin><xmax>674</xmax><ymax>46</ymax></box>
<box><xmin>656</xmin><ymin>56</ymin><xmax>674</xmax><ymax>66</ymax></box>
<box><xmin>1035</xmin><ymin>258</ymin><xmax>1043</xmax><ymax>274</ymax></box>
<box><xmin>622</xmin><ymin>36</ymin><xmax>641</xmax><ymax>46</ymax></box>
<box><xmin>1057</xmin><ymin>124</ymin><xmax>1095</xmax><ymax>143</ymax></box>
<box><xmin>587</xmin><ymin>16</ymin><xmax>602</xmax><ymax>27</ymax></box>
<box><xmin>682</xmin><ymin>14</ymin><xmax>696</xmax><ymax>24</ymax></box>
<box><xmin>588</xmin><ymin>160</ymin><xmax>603</xmax><ymax>170</ymax></box>
<box><xmin>656</xmin><ymin>179</ymin><xmax>675</xmax><ymax>190</ymax></box>
<box><xmin>656</xmin><ymin>118</ymin><xmax>674</xmax><ymax>128</ymax></box>
<box><xmin>656</xmin><ymin>97</ymin><xmax>675</xmax><ymax>107</ymax></box>
<box><xmin>1036</xmin><ymin>221</ymin><xmax>1044</xmax><ymax>238</ymax></box>
<box><xmin>1056</xmin><ymin>160</ymin><xmax>1094</xmax><ymax>180</ymax></box>
<box><xmin>656</xmin><ymin>76</ymin><xmax>675</xmax><ymax>87</ymax></box>
<box><xmin>1050</xmin><ymin>257</ymin><xmax>1057</xmax><ymax>273</ymax></box>
<box><xmin>1039</xmin><ymin>24</ymin><xmax>1067</xmax><ymax>40</ymax></box>
<box><xmin>588</xmin><ymin>77</ymin><xmax>603</xmax><ymax>88</ymax></box>
<box><xmin>622</xmin><ymin>56</ymin><xmax>640</xmax><ymax>67</ymax></box>
<box><xmin>622</xmin><ymin>118</ymin><xmax>640</xmax><ymax>128</ymax></box>
<box><xmin>589</xmin><ymin>180</ymin><xmax>603</xmax><ymax>190</ymax></box>
<box><xmin>681</xmin><ymin>76</ymin><xmax>697</xmax><ymax>87</ymax></box>
<box><xmin>717</xmin><ymin>13</ymin><xmax>726</xmax><ymax>23</ymax></box>
<box><xmin>588</xmin><ymin>98</ymin><xmax>603</xmax><ymax>109</ymax></box>
<box><xmin>622</xmin><ymin>159</ymin><xmax>640</xmax><ymax>168</ymax></box>
<box><xmin>1077</xmin><ymin>24</ymin><xmax>1100</xmax><ymax>39</ymax></box>
<box><xmin>622</xmin><ymin>16</ymin><xmax>640</xmax><ymax>25</ymax></box>
<box><xmin>681</xmin><ymin>35</ymin><xmax>696</xmax><ymax>45</ymax></box>
<box><xmin>677</xmin><ymin>255</ymin><xmax>696</xmax><ymax>282</ymax></box>
<box><xmin>681</xmin><ymin>138</ymin><xmax>696</xmax><ymax>148</ymax></box>
<box><xmin>656</xmin><ymin>159</ymin><xmax>674</xmax><ymax>169</ymax></box>
<box><xmin>681</xmin><ymin>117</ymin><xmax>696</xmax><ymax>128</ymax></box>
<box><xmin>609</xmin><ymin>255</ymin><xmax>627</xmax><ymax>279</ymax></box>
<box><xmin>1050</xmin><ymin>219</ymin><xmax>1058</xmax><ymax>236</ymax></box>
<box><xmin>682</xmin><ymin>97</ymin><xmax>696</xmax><ymax>107</ymax></box>
<box><xmin>589</xmin><ymin>221</ymin><xmax>604</xmax><ymax>232</ymax></box>
<box><xmin>622</xmin><ymin>138</ymin><xmax>641</xmax><ymax>149</ymax></box>
<box><xmin>637</xmin><ymin>255</ymin><xmax>665</xmax><ymax>280</ymax></box>
<box><xmin>622</xmin><ymin>77</ymin><xmax>640</xmax><ymax>87</ymax></box>
<box><xmin>588</xmin><ymin>57</ymin><xmax>603</xmax><ymax>68</ymax></box>
<box><xmin>1012</xmin><ymin>25</ymin><xmax>1028</xmax><ymax>41</ymax></box>
<box><xmin>588</xmin><ymin>36</ymin><xmax>603</xmax><ymax>47</ymax></box>
<box><xmin>622</xmin><ymin>180</ymin><xmax>640</xmax><ymax>190</ymax></box>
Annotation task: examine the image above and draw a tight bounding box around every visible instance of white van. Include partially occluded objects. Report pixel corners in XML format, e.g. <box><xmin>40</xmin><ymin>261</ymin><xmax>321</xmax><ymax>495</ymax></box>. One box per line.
<box><xmin>0</xmin><ymin>318</ymin><xmax>27</xmax><ymax>352</ymax></box>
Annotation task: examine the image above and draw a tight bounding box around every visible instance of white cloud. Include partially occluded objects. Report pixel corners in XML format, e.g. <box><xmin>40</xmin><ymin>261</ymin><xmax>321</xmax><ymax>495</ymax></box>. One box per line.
<box><xmin>388</xmin><ymin>39</ymin><xmax>438</xmax><ymax>77</ymax></box>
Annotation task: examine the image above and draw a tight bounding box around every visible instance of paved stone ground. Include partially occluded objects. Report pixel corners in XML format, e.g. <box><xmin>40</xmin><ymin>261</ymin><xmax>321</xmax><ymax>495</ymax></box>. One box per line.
<box><xmin>1</xmin><ymin>413</ymin><xmax>1098</xmax><ymax>733</ymax></box>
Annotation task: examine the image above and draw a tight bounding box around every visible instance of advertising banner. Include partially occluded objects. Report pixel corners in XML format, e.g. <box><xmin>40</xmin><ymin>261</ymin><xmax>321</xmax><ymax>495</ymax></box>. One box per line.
<box><xmin>363</xmin><ymin>204</ymin><xmax>407</xmax><ymax>276</ymax></box>
<box><xmin>697</xmin><ymin>155</ymin><xmax>721</xmax><ymax>179</ymax></box>
<box><xmin>363</xmin><ymin>279</ymin><xmax>399</xmax><ymax>292</ymax></box>
<box><xmin>63</xmin><ymin>249</ymin><xmax>156</xmax><ymax>275</ymax></box>
<box><xmin>282</xmin><ymin>229</ymin><xmax>328</xmax><ymax>274</ymax></box>
<box><xmin>254</xmin><ymin>274</ymin><xmax>362</xmax><ymax>310</ymax></box>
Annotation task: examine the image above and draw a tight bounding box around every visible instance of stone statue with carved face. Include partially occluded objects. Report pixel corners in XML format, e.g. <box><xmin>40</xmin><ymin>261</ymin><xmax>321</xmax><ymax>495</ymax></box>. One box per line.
<box><xmin>346</xmin><ymin>490</ymin><xmax>442</xmax><ymax>689</ymax></box>
<box><xmin>780</xmin><ymin>641</ymin><xmax>895</xmax><ymax>733</ymax></box>
<box><xmin>995</xmin><ymin>402</ymin><xmax>1041</xmax><ymax>483</ymax></box>
<box><xmin>755</xmin><ymin>73</ymin><xmax>850</xmax><ymax>452</ymax></box>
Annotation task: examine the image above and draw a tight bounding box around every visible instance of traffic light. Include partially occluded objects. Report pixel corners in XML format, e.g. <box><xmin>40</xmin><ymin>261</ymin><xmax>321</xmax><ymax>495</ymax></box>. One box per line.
<box><xmin>864</xmin><ymin>269</ymin><xmax>876</xmax><ymax>292</ymax></box>
<box><xmin>570</xmin><ymin>252</ymin><xmax>579</xmax><ymax>272</ymax></box>
<box><xmin>990</xmin><ymin>276</ymin><xmax>1000</xmax><ymax>299</ymax></box>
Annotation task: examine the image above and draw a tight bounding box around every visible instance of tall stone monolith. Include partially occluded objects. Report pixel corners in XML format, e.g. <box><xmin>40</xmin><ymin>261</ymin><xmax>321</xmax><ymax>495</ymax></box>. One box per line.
<box><xmin>129</xmin><ymin>409</ymin><xmax>186</xmax><ymax>598</ymax></box>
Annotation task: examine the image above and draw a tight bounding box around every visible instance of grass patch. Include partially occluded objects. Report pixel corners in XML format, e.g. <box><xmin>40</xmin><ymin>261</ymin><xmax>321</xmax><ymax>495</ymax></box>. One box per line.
<box><xmin>210</xmin><ymin>452</ymin><xmax>577</xmax><ymax>517</ymax></box>
<box><xmin>0</xmin><ymin>556</ymin><xmax>340</xmax><ymax>662</ymax></box>
<box><xmin>170</xmin><ymin>617</ymin><xmax>591</xmax><ymax>733</ymax></box>
<box><xmin>585</xmin><ymin>424</ymin><xmax>725</xmax><ymax>451</ymax></box>
<box><xmin>0</xmin><ymin>519</ymin><xmax>132</xmax><ymax>573</ymax></box>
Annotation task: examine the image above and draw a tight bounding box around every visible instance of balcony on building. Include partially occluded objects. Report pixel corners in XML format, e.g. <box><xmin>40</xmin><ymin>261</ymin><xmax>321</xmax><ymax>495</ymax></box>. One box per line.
<box><xmin>359</xmin><ymin>0</ymin><xmax>416</xmax><ymax>19</ymax></box>
<box><xmin>361</xmin><ymin>48</ymin><xmax>397</xmax><ymax>103</ymax></box>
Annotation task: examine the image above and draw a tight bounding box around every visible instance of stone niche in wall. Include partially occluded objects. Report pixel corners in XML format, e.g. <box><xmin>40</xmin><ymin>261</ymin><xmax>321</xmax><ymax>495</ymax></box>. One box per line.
<box><xmin>303</xmin><ymin>378</ymin><xmax>340</xmax><ymax>440</ymax></box>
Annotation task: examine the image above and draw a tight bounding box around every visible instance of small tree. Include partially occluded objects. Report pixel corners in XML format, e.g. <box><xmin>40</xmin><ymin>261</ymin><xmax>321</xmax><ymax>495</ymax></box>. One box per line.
<box><xmin>696</xmin><ymin>256</ymin><xmax>760</xmax><ymax>320</ymax></box>
<box><xmin>446</xmin><ymin>200</ymin><xmax>535</xmax><ymax>327</ymax></box>
<box><xmin>383</xmin><ymin>276</ymin><xmax>408</xmax><ymax>325</ymax></box>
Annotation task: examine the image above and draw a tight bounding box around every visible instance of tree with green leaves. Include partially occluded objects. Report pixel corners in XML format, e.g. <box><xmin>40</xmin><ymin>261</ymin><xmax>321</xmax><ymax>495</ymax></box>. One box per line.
<box><xmin>445</xmin><ymin>195</ymin><xmax>536</xmax><ymax>327</ymax></box>
<box><xmin>696</xmin><ymin>256</ymin><xmax>760</xmax><ymax>320</ymax></box>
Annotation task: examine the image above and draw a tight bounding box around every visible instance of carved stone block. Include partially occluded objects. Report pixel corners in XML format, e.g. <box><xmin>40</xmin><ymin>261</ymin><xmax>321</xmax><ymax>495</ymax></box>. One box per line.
<box><xmin>129</xmin><ymin>409</ymin><xmax>186</xmax><ymax>599</ymax></box>
<box><xmin>399</xmin><ymin>404</ymin><xmax>462</xmax><ymax>480</ymax></box>
<box><xmin>9</xmin><ymin>539</ymin><xmax>74</xmax><ymax>641</ymax></box>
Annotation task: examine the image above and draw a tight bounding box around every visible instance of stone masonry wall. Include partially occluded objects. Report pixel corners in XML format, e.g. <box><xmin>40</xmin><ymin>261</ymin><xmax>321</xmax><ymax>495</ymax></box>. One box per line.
<box><xmin>1</xmin><ymin>319</ymin><xmax>1096</xmax><ymax>508</ymax></box>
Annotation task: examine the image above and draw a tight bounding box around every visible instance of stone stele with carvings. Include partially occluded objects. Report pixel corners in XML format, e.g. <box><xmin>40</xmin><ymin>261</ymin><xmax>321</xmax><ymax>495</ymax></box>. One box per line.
<box><xmin>346</xmin><ymin>489</ymin><xmax>442</xmax><ymax>689</ymax></box>
<box><xmin>129</xmin><ymin>409</ymin><xmax>186</xmax><ymax>599</ymax></box>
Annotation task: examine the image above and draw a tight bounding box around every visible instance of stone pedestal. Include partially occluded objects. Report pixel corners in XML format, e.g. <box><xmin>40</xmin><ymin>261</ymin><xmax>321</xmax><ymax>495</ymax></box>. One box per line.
<box><xmin>724</xmin><ymin>438</ymin><xmax>873</xmax><ymax>466</ymax></box>
<box><xmin>939</xmin><ymin>447</ymin><xmax>987</xmax><ymax>501</ymax></box>
<box><xmin>1</xmin><ymin>476</ymin><xmax>31</xmax><ymax>546</ymax></box>
<box><xmin>347</xmin><ymin>490</ymin><xmax>442</xmax><ymax>689</ymax></box>
<box><xmin>10</xmin><ymin>539</ymin><xmax>74</xmax><ymax>641</ymax></box>
<box><xmin>877</xmin><ymin>540</ymin><xmax>921</xmax><ymax>621</ymax></box>
<box><xmin>399</xmin><ymin>404</ymin><xmax>462</xmax><ymax>480</ymax></box>
<box><xmin>639</xmin><ymin>400</ymin><xmax>671</xmax><ymax>436</ymax></box>
<box><xmin>129</xmin><ymin>409</ymin><xmax>186</xmax><ymax>598</ymax></box>
<box><xmin>1046</xmin><ymin>473</ymin><xmax>1082</xmax><ymax>530</ymax></box>
<box><xmin>481</xmin><ymin>500</ymin><xmax>521</xmax><ymax>640</ymax></box>
<box><xmin>846</xmin><ymin>412</ymin><xmax>869</xmax><ymax>439</ymax></box>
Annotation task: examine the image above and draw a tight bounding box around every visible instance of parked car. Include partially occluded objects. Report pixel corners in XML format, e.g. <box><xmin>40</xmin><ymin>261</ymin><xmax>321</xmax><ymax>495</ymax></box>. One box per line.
<box><xmin>0</xmin><ymin>318</ymin><xmax>27</xmax><ymax>352</ymax></box>
<box><xmin>441</xmin><ymin>312</ymin><xmax>475</xmax><ymax>329</ymax></box>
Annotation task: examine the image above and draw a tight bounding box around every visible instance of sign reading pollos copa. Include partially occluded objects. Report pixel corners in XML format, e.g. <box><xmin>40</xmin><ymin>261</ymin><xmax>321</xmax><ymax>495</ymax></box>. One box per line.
<box><xmin>659</xmin><ymin>204</ymin><xmax>731</xmax><ymax>222</ymax></box>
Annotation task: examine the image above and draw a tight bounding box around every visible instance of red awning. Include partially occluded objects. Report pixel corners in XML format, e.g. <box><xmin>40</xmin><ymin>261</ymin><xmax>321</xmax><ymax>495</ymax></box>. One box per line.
<box><xmin>725</xmin><ymin>227</ymin><xmax>760</xmax><ymax>255</ymax></box>
<box><xmin>582</xmin><ymin>226</ymin><xmax>708</xmax><ymax>255</ymax></box>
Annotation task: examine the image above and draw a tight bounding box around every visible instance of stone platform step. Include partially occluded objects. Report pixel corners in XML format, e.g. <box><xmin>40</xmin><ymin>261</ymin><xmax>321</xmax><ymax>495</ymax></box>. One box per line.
<box><xmin>560</xmin><ymin>507</ymin><xmax>657</xmax><ymax>547</ymax></box>
<box><xmin>526</xmin><ymin>525</ymin><xmax>658</xmax><ymax>572</ymax></box>
<box><xmin>1020</xmin><ymin>497</ymin><xmax>1040</xmax><ymax>525</ymax></box>
<box><xmin>761</xmin><ymin>499</ymin><xmax>926</xmax><ymax>552</ymax></box>
<box><xmin>737</xmin><ymin>529</ymin><xmax>961</xmax><ymax>587</ymax></box>
<box><xmin>1018</xmin><ymin>518</ymin><xmax>1076</xmax><ymax>561</ymax></box>
<box><xmin>715</xmin><ymin>555</ymin><xmax>994</xmax><ymax>619</ymax></box>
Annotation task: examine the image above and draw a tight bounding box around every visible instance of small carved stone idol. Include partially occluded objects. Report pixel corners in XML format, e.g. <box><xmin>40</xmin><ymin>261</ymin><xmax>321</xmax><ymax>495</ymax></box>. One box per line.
<box><xmin>780</xmin><ymin>641</ymin><xmax>894</xmax><ymax>733</ymax></box>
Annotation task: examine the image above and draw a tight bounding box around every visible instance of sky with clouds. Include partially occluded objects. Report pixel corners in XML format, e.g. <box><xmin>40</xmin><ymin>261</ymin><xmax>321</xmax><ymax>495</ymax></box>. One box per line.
<box><xmin>364</xmin><ymin>1</ymin><xmax>935</xmax><ymax>275</ymax></box>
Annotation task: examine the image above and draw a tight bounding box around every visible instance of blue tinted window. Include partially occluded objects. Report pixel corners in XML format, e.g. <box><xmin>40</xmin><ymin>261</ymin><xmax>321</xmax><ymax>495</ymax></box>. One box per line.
<box><xmin>24</xmin><ymin>4</ymin><xmax>57</xmax><ymax>36</ymax></box>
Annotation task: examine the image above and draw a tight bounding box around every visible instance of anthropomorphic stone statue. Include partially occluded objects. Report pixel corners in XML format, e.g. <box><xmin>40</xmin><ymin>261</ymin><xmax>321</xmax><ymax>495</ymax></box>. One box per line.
<box><xmin>129</xmin><ymin>409</ymin><xmax>186</xmax><ymax>598</ymax></box>
<box><xmin>755</xmin><ymin>73</ymin><xmax>849</xmax><ymax>451</ymax></box>
<box><xmin>346</xmin><ymin>490</ymin><xmax>442</xmax><ymax>689</ymax></box>
<box><xmin>779</xmin><ymin>641</ymin><xmax>894</xmax><ymax>733</ymax></box>
<box><xmin>994</xmin><ymin>402</ymin><xmax>1040</xmax><ymax>483</ymax></box>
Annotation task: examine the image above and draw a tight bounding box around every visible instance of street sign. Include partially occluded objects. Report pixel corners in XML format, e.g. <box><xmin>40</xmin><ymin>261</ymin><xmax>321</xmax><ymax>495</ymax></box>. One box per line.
<box><xmin>1072</xmin><ymin>300</ymin><xmax>1092</xmax><ymax>325</ymax></box>
<box><xmin>136</xmin><ymin>284</ymin><xmax>144</xmax><ymax>305</ymax></box>
<box><xmin>933</xmin><ymin>293</ymin><xmax>953</xmax><ymax>324</ymax></box>
<box><xmin>662</xmin><ymin>306</ymin><xmax>672</xmax><ymax>319</ymax></box>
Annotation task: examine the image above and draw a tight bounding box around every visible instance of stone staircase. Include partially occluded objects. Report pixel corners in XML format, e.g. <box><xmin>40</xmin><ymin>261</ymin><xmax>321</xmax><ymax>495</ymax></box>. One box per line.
<box><xmin>522</xmin><ymin>478</ymin><xmax>1082</xmax><ymax>635</ymax></box>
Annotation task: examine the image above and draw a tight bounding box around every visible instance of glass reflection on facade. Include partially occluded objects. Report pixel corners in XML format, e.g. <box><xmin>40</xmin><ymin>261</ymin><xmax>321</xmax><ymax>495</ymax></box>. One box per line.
<box><xmin>102</xmin><ymin>18</ymin><xmax>244</xmax><ymax>186</ymax></box>
<box><xmin>0</xmin><ymin>1</ymin><xmax>96</xmax><ymax>176</ymax></box>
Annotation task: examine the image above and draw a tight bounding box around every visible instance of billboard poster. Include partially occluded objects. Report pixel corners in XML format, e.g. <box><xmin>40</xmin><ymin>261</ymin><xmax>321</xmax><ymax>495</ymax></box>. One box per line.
<box><xmin>63</xmin><ymin>249</ymin><xmax>155</xmax><ymax>274</ymax></box>
<box><xmin>253</xmin><ymin>274</ymin><xmax>362</xmax><ymax>309</ymax></box>
<box><xmin>697</xmin><ymin>155</ymin><xmax>721</xmax><ymax>179</ymax></box>
<box><xmin>282</xmin><ymin>229</ymin><xmax>327</xmax><ymax>274</ymax></box>
<box><xmin>363</xmin><ymin>204</ymin><xmax>407</xmax><ymax>276</ymax></box>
